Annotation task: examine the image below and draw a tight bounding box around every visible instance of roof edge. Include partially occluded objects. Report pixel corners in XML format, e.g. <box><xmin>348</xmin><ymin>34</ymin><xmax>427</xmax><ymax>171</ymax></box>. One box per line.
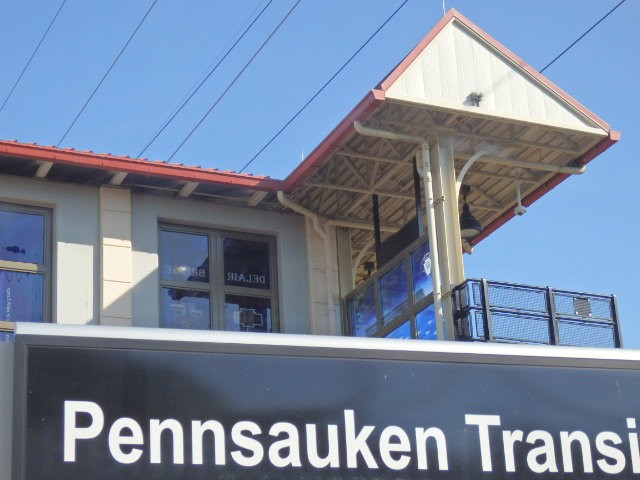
<box><xmin>471</xmin><ymin>130</ymin><xmax>620</xmax><ymax>246</ymax></box>
<box><xmin>283</xmin><ymin>89</ymin><xmax>386</xmax><ymax>191</ymax></box>
<box><xmin>379</xmin><ymin>8</ymin><xmax>612</xmax><ymax>133</ymax></box>
<box><xmin>0</xmin><ymin>140</ymin><xmax>284</xmax><ymax>191</ymax></box>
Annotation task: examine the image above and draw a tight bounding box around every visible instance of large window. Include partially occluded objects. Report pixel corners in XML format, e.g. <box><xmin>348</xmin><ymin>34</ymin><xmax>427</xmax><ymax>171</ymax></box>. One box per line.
<box><xmin>159</xmin><ymin>226</ymin><xmax>278</xmax><ymax>332</ymax></box>
<box><xmin>0</xmin><ymin>203</ymin><xmax>50</xmax><ymax>323</ymax></box>
<box><xmin>346</xmin><ymin>238</ymin><xmax>436</xmax><ymax>340</ymax></box>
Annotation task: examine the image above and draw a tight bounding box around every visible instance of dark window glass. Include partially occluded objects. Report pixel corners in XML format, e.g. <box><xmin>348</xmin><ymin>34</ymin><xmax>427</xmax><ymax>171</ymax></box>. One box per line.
<box><xmin>160</xmin><ymin>231</ymin><xmax>209</xmax><ymax>283</ymax></box>
<box><xmin>161</xmin><ymin>288</ymin><xmax>210</xmax><ymax>330</ymax></box>
<box><xmin>380</xmin><ymin>259</ymin><xmax>408</xmax><ymax>325</ymax></box>
<box><xmin>416</xmin><ymin>304</ymin><xmax>437</xmax><ymax>340</ymax></box>
<box><xmin>0</xmin><ymin>270</ymin><xmax>43</xmax><ymax>322</ymax></box>
<box><xmin>224</xmin><ymin>295</ymin><xmax>272</xmax><ymax>332</ymax></box>
<box><xmin>385</xmin><ymin>320</ymin><xmax>411</xmax><ymax>339</ymax></box>
<box><xmin>223</xmin><ymin>238</ymin><xmax>269</xmax><ymax>289</ymax></box>
<box><xmin>411</xmin><ymin>242</ymin><xmax>433</xmax><ymax>303</ymax></box>
<box><xmin>0</xmin><ymin>210</ymin><xmax>45</xmax><ymax>264</ymax></box>
<box><xmin>349</xmin><ymin>283</ymin><xmax>377</xmax><ymax>337</ymax></box>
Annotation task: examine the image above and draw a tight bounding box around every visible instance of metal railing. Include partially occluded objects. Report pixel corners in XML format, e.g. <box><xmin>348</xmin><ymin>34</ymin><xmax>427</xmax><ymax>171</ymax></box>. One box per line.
<box><xmin>453</xmin><ymin>279</ymin><xmax>621</xmax><ymax>348</ymax></box>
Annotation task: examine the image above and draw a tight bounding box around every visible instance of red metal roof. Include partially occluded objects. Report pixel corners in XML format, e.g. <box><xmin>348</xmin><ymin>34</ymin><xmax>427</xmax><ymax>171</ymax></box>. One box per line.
<box><xmin>281</xmin><ymin>9</ymin><xmax>618</xmax><ymax>197</ymax></box>
<box><xmin>0</xmin><ymin>8</ymin><xmax>619</xmax><ymax>223</ymax></box>
<box><xmin>0</xmin><ymin>140</ymin><xmax>283</xmax><ymax>191</ymax></box>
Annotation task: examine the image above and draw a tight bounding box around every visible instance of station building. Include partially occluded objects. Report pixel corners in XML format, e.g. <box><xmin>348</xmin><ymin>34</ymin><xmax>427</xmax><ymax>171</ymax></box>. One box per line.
<box><xmin>0</xmin><ymin>9</ymin><xmax>627</xmax><ymax>480</ymax></box>
<box><xmin>0</xmin><ymin>9</ymin><xmax>621</xmax><ymax>345</ymax></box>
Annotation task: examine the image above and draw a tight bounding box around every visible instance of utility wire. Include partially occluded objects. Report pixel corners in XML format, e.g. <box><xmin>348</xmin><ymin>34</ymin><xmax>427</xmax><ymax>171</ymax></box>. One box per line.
<box><xmin>57</xmin><ymin>0</ymin><xmax>158</xmax><ymax>147</ymax></box>
<box><xmin>238</xmin><ymin>0</ymin><xmax>409</xmax><ymax>173</ymax></box>
<box><xmin>167</xmin><ymin>0</ymin><xmax>301</xmax><ymax>162</ymax></box>
<box><xmin>138</xmin><ymin>0</ymin><xmax>272</xmax><ymax>158</ymax></box>
<box><xmin>0</xmin><ymin>0</ymin><xmax>68</xmax><ymax>114</ymax></box>
<box><xmin>540</xmin><ymin>0</ymin><xmax>626</xmax><ymax>73</ymax></box>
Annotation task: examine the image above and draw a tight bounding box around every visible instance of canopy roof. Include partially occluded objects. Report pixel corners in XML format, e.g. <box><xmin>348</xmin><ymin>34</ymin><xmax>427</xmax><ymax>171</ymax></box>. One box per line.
<box><xmin>0</xmin><ymin>9</ymin><xmax>619</xmax><ymax>278</ymax></box>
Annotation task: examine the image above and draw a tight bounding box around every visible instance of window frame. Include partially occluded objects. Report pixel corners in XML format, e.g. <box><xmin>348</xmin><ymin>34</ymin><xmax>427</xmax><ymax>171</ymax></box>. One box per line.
<box><xmin>344</xmin><ymin>235</ymin><xmax>435</xmax><ymax>340</ymax></box>
<box><xmin>0</xmin><ymin>202</ymin><xmax>52</xmax><ymax>323</ymax></box>
<box><xmin>158</xmin><ymin>224</ymin><xmax>279</xmax><ymax>332</ymax></box>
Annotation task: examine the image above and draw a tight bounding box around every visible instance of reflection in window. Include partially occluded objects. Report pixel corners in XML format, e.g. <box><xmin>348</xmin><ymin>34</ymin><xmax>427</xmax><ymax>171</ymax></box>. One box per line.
<box><xmin>160</xmin><ymin>231</ymin><xmax>209</xmax><ymax>283</ymax></box>
<box><xmin>159</xmin><ymin>226</ymin><xmax>277</xmax><ymax>332</ymax></box>
<box><xmin>225</xmin><ymin>295</ymin><xmax>271</xmax><ymax>333</ymax></box>
<box><xmin>346</xmin><ymin>239</ymin><xmax>436</xmax><ymax>340</ymax></box>
<box><xmin>223</xmin><ymin>238</ymin><xmax>270</xmax><ymax>289</ymax></box>
<box><xmin>161</xmin><ymin>288</ymin><xmax>210</xmax><ymax>330</ymax></box>
<box><xmin>385</xmin><ymin>320</ymin><xmax>411</xmax><ymax>339</ymax></box>
<box><xmin>411</xmin><ymin>242</ymin><xmax>433</xmax><ymax>303</ymax></box>
<box><xmin>0</xmin><ymin>270</ymin><xmax>43</xmax><ymax>322</ymax></box>
<box><xmin>380</xmin><ymin>260</ymin><xmax>408</xmax><ymax>325</ymax></box>
<box><xmin>0</xmin><ymin>209</ymin><xmax>45</xmax><ymax>264</ymax></box>
<box><xmin>349</xmin><ymin>284</ymin><xmax>377</xmax><ymax>337</ymax></box>
<box><xmin>416</xmin><ymin>305</ymin><xmax>437</xmax><ymax>340</ymax></box>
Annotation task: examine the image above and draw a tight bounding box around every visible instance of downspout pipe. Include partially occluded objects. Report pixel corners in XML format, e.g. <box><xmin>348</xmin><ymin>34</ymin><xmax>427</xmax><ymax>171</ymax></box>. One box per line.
<box><xmin>353</xmin><ymin>121</ymin><xmax>445</xmax><ymax>339</ymax></box>
<box><xmin>277</xmin><ymin>191</ymin><xmax>336</xmax><ymax>334</ymax></box>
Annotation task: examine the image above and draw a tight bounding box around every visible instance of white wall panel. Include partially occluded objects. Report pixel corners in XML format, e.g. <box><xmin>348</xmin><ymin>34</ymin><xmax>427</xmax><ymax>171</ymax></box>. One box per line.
<box><xmin>386</xmin><ymin>21</ymin><xmax>598</xmax><ymax>129</ymax></box>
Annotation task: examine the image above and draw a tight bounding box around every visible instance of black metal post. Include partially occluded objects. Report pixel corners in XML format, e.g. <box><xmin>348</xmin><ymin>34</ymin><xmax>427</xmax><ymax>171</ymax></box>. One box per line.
<box><xmin>546</xmin><ymin>287</ymin><xmax>560</xmax><ymax>345</ymax></box>
<box><xmin>611</xmin><ymin>294</ymin><xmax>623</xmax><ymax>348</ymax></box>
<box><xmin>372</xmin><ymin>194</ymin><xmax>382</xmax><ymax>263</ymax></box>
<box><xmin>412</xmin><ymin>157</ymin><xmax>424</xmax><ymax>236</ymax></box>
<box><xmin>480</xmin><ymin>279</ymin><xmax>493</xmax><ymax>342</ymax></box>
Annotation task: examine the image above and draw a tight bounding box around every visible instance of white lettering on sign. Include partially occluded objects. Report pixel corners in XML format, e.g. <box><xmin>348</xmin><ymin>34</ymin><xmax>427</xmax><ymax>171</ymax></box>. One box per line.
<box><xmin>62</xmin><ymin>402</ymin><xmax>640</xmax><ymax>475</ymax></box>
<box><xmin>226</xmin><ymin>272</ymin><xmax>266</xmax><ymax>285</ymax></box>
<box><xmin>165</xmin><ymin>265</ymin><xmax>206</xmax><ymax>279</ymax></box>
<box><xmin>64</xmin><ymin>400</ymin><xmax>105</xmax><ymax>462</ymax></box>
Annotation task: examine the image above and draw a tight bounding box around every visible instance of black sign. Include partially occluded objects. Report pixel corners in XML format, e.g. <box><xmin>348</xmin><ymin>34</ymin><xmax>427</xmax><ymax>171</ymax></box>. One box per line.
<box><xmin>13</xmin><ymin>335</ymin><xmax>640</xmax><ymax>480</ymax></box>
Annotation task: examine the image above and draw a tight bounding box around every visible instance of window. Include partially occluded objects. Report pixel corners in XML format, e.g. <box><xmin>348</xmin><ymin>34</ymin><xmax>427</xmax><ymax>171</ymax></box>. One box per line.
<box><xmin>346</xmin><ymin>238</ymin><xmax>437</xmax><ymax>340</ymax></box>
<box><xmin>0</xmin><ymin>203</ymin><xmax>50</xmax><ymax>323</ymax></box>
<box><xmin>159</xmin><ymin>226</ymin><xmax>278</xmax><ymax>332</ymax></box>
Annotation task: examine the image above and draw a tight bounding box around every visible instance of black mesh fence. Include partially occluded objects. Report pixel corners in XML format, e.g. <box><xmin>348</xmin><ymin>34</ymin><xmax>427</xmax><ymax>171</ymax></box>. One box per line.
<box><xmin>454</xmin><ymin>279</ymin><xmax>620</xmax><ymax>348</ymax></box>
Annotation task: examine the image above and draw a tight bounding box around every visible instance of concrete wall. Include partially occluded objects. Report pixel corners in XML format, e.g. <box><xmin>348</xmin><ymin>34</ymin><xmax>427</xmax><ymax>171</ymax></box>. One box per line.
<box><xmin>100</xmin><ymin>187</ymin><xmax>133</xmax><ymax>327</ymax></box>
<box><xmin>0</xmin><ymin>175</ymin><xmax>99</xmax><ymax>325</ymax></box>
<box><xmin>131</xmin><ymin>193</ymin><xmax>312</xmax><ymax>333</ymax></box>
<box><xmin>304</xmin><ymin>219</ymin><xmax>342</xmax><ymax>335</ymax></box>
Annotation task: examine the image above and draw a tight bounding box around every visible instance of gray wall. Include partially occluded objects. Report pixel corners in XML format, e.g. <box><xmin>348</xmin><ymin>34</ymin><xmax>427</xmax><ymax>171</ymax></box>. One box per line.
<box><xmin>131</xmin><ymin>194</ymin><xmax>312</xmax><ymax>333</ymax></box>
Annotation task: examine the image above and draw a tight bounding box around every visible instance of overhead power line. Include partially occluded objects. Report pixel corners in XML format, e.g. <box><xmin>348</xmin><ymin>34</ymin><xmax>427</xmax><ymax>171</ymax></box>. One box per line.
<box><xmin>0</xmin><ymin>0</ymin><xmax>68</xmax><ymax>115</ymax></box>
<box><xmin>167</xmin><ymin>0</ymin><xmax>301</xmax><ymax>162</ymax></box>
<box><xmin>138</xmin><ymin>0</ymin><xmax>273</xmax><ymax>158</ymax></box>
<box><xmin>540</xmin><ymin>0</ymin><xmax>626</xmax><ymax>73</ymax></box>
<box><xmin>238</xmin><ymin>0</ymin><xmax>409</xmax><ymax>173</ymax></box>
<box><xmin>57</xmin><ymin>0</ymin><xmax>158</xmax><ymax>147</ymax></box>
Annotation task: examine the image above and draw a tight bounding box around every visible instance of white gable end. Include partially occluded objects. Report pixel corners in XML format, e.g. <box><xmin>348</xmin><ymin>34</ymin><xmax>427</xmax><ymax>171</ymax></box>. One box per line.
<box><xmin>385</xmin><ymin>20</ymin><xmax>601</xmax><ymax>131</ymax></box>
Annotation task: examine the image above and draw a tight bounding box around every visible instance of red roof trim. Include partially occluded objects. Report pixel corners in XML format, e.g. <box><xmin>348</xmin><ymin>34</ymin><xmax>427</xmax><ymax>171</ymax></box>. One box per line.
<box><xmin>471</xmin><ymin>130</ymin><xmax>621</xmax><ymax>246</ymax></box>
<box><xmin>379</xmin><ymin>9</ymin><xmax>611</xmax><ymax>132</ymax></box>
<box><xmin>283</xmin><ymin>89</ymin><xmax>386</xmax><ymax>191</ymax></box>
<box><xmin>0</xmin><ymin>141</ymin><xmax>283</xmax><ymax>191</ymax></box>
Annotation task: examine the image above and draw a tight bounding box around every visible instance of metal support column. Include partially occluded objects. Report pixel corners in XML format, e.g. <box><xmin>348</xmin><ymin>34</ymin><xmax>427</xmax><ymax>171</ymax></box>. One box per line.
<box><xmin>430</xmin><ymin>133</ymin><xmax>465</xmax><ymax>339</ymax></box>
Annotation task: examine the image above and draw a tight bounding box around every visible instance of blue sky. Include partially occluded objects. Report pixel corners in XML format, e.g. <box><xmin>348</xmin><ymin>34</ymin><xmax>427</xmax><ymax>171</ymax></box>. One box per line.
<box><xmin>0</xmin><ymin>1</ymin><xmax>638</xmax><ymax>345</ymax></box>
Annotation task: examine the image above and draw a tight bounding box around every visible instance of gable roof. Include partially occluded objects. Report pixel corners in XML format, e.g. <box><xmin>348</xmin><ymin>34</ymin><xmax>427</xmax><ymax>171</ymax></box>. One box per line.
<box><xmin>380</xmin><ymin>9</ymin><xmax>611</xmax><ymax>132</ymax></box>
